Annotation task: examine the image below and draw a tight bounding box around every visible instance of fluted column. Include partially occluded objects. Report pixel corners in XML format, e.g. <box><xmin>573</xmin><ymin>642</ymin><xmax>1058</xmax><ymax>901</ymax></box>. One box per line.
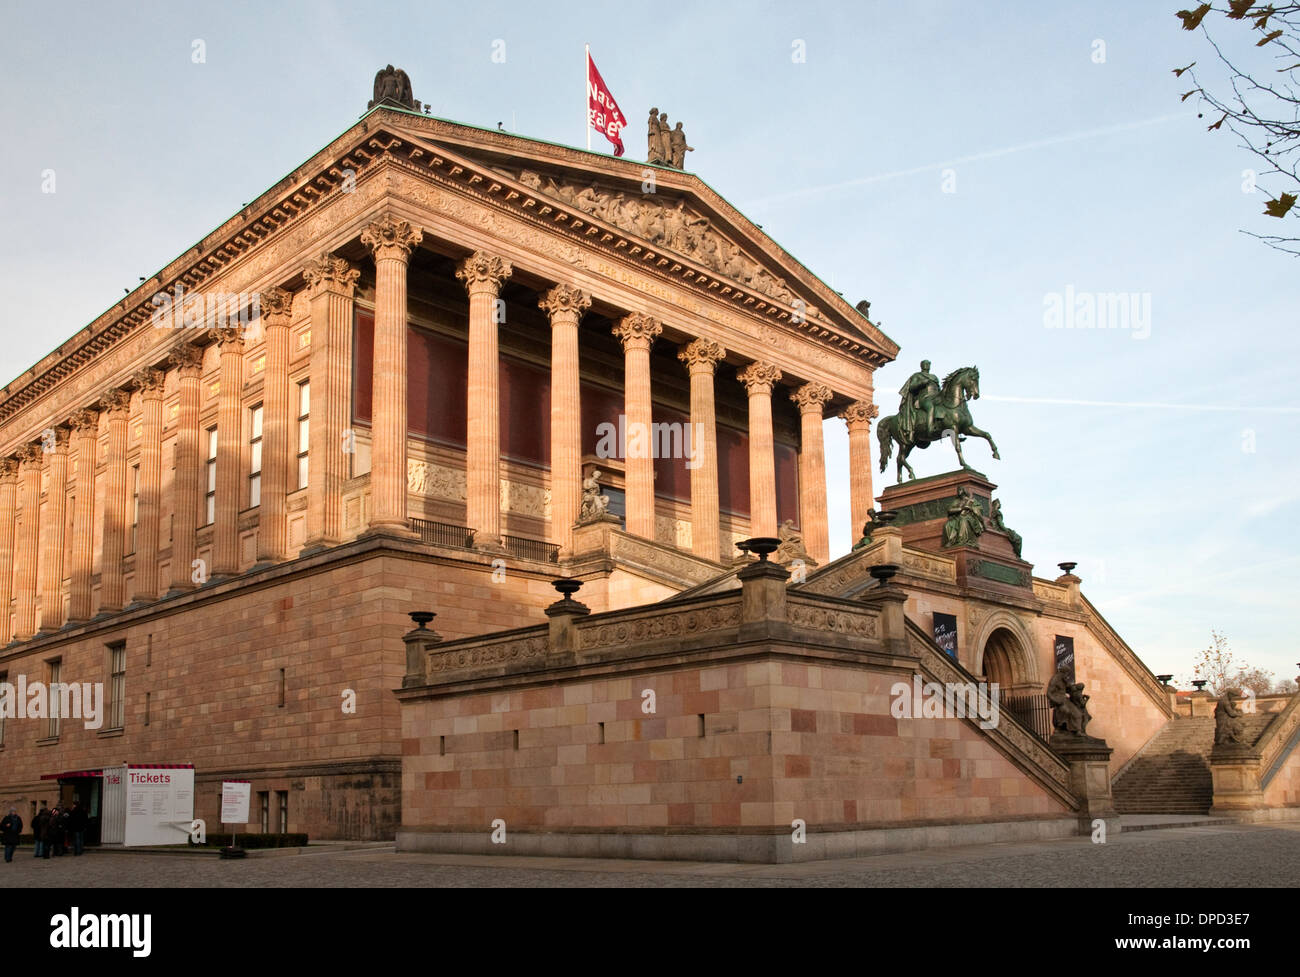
<box><xmin>169</xmin><ymin>344</ymin><xmax>204</xmax><ymax>591</ymax></box>
<box><xmin>540</xmin><ymin>284</ymin><xmax>591</xmax><ymax>552</ymax></box>
<box><xmin>67</xmin><ymin>408</ymin><xmax>100</xmax><ymax>621</ymax></box>
<box><xmin>678</xmin><ymin>338</ymin><xmax>726</xmax><ymax>562</ymax></box>
<box><xmin>840</xmin><ymin>401</ymin><xmax>879</xmax><ymax>538</ymax></box>
<box><xmin>130</xmin><ymin>368</ymin><xmax>165</xmax><ymax>603</ymax></box>
<box><xmin>212</xmin><ymin>326</ymin><xmax>245</xmax><ymax>576</ymax></box>
<box><xmin>0</xmin><ymin>458</ymin><xmax>17</xmax><ymax>644</ymax></box>
<box><xmin>14</xmin><ymin>445</ymin><xmax>42</xmax><ymax>640</ymax></box>
<box><xmin>38</xmin><ymin>428</ymin><xmax>70</xmax><ymax>632</ymax></box>
<box><xmin>362</xmin><ymin>216</ymin><xmax>424</xmax><ymax>536</ymax></box>
<box><xmin>792</xmin><ymin>382</ymin><xmax>833</xmax><ymax>564</ymax></box>
<box><xmin>456</xmin><ymin>251</ymin><xmax>513</xmax><ymax>551</ymax></box>
<box><xmin>99</xmin><ymin>389</ymin><xmax>131</xmax><ymax>614</ymax></box>
<box><xmin>257</xmin><ymin>287</ymin><xmax>294</xmax><ymax>564</ymax></box>
<box><xmin>738</xmin><ymin>362</ymin><xmax>783</xmax><ymax>538</ymax></box>
<box><xmin>613</xmin><ymin>313</ymin><xmax>663</xmax><ymax>540</ymax></box>
<box><xmin>302</xmin><ymin>253</ymin><xmax>358</xmax><ymax>554</ymax></box>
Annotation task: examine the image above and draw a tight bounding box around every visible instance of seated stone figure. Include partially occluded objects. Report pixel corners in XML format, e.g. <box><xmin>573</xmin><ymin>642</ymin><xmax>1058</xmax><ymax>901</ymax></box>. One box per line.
<box><xmin>1214</xmin><ymin>689</ymin><xmax>1248</xmax><ymax>746</ymax></box>
<box><xmin>774</xmin><ymin>519</ymin><xmax>814</xmax><ymax>566</ymax></box>
<box><xmin>1046</xmin><ymin>668</ymin><xmax>1089</xmax><ymax>736</ymax></box>
<box><xmin>576</xmin><ymin>469</ymin><xmax>611</xmax><ymax>525</ymax></box>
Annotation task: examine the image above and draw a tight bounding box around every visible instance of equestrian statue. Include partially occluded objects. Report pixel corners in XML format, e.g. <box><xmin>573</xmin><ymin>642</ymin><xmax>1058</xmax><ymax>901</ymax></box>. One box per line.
<box><xmin>877</xmin><ymin>360</ymin><xmax>1000</xmax><ymax>483</ymax></box>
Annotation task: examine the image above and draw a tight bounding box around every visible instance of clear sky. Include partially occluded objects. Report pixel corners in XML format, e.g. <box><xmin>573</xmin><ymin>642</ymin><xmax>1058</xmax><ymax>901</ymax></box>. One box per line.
<box><xmin>1</xmin><ymin>1</ymin><xmax>1294</xmax><ymax>686</ymax></box>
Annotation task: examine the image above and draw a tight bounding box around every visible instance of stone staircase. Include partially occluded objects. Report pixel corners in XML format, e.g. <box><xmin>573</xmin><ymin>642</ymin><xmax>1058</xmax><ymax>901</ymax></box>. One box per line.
<box><xmin>1112</xmin><ymin>715</ymin><xmax>1277</xmax><ymax>814</ymax></box>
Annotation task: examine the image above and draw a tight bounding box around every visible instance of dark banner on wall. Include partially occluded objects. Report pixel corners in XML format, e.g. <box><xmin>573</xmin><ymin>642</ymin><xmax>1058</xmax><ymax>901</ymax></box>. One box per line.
<box><xmin>933</xmin><ymin>613</ymin><xmax>958</xmax><ymax>659</ymax></box>
<box><xmin>1054</xmin><ymin>635</ymin><xmax>1075</xmax><ymax>681</ymax></box>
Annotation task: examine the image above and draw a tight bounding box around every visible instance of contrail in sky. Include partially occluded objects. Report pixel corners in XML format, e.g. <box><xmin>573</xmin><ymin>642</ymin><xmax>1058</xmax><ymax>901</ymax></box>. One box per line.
<box><xmin>743</xmin><ymin>112</ymin><xmax>1196</xmax><ymax>208</ymax></box>
<box><xmin>984</xmin><ymin>395</ymin><xmax>1300</xmax><ymax>414</ymax></box>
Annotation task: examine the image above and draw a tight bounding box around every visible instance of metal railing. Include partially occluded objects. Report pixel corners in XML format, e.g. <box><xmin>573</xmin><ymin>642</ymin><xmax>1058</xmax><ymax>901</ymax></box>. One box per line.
<box><xmin>1003</xmin><ymin>692</ymin><xmax>1053</xmax><ymax>743</ymax></box>
<box><xmin>410</xmin><ymin>519</ymin><xmax>558</xmax><ymax>563</ymax></box>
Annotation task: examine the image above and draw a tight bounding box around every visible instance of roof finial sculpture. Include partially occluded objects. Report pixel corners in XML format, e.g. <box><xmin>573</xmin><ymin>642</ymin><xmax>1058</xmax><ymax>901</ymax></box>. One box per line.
<box><xmin>369</xmin><ymin>65</ymin><xmax>417</xmax><ymax>111</ymax></box>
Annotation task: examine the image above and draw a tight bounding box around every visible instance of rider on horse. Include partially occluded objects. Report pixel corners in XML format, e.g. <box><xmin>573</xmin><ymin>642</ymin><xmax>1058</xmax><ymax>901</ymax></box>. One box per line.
<box><xmin>898</xmin><ymin>360</ymin><xmax>940</xmax><ymax>441</ymax></box>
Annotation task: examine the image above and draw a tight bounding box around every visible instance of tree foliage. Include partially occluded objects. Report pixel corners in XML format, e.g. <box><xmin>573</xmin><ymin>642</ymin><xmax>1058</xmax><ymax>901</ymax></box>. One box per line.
<box><xmin>1175</xmin><ymin>3</ymin><xmax>1300</xmax><ymax>253</ymax></box>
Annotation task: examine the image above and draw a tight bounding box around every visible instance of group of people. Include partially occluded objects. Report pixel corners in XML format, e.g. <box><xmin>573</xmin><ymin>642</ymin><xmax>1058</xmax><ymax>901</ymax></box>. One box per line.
<box><xmin>1</xmin><ymin>802</ymin><xmax>88</xmax><ymax>861</ymax></box>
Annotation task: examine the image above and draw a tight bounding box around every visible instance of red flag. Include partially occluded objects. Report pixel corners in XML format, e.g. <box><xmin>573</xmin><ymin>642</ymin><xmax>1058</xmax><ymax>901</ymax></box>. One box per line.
<box><xmin>586</xmin><ymin>50</ymin><xmax>626</xmax><ymax>156</ymax></box>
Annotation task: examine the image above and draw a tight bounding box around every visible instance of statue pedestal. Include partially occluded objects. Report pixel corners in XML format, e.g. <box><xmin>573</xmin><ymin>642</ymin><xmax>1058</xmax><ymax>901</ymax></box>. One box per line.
<box><xmin>1051</xmin><ymin>734</ymin><xmax>1120</xmax><ymax>834</ymax></box>
<box><xmin>878</xmin><ymin>470</ymin><xmax>1033</xmax><ymax>593</ymax></box>
<box><xmin>1208</xmin><ymin>746</ymin><xmax>1266</xmax><ymax>818</ymax></box>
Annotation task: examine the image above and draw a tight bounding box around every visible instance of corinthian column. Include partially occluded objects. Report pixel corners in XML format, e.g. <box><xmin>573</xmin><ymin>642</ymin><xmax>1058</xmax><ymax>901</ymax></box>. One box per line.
<box><xmin>362</xmin><ymin>215</ymin><xmax>424</xmax><ymax>536</ymax></box>
<box><xmin>0</xmin><ymin>458</ymin><xmax>16</xmax><ymax>644</ymax></box>
<box><xmin>302</xmin><ymin>253</ymin><xmax>359</xmax><ymax>554</ymax></box>
<box><xmin>613</xmin><ymin>313</ymin><xmax>663</xmax><ymax>540</ymax></box>
<box><xmin>678</xmin><ymin>338</ymin><xmax>726</xmax><ymax>561</ymax></box>
<box><xmin>791</xmin><ymin>382</ymin><xmax>833</xmax><ymax>564</ymax></box>
<box><xmin>67</xmin><ymin>408</ymin><xmax>100</xmax><ymax>622</ymax></box>
<box><xmin>38</xmin><ymin>428</ymin><xmax>70</xmax><ymax>632</ymax></box>
<box><xmin>539</xmin><ymin>284</ymin><xmax>591</xmax><ymax>552</ymax></box>
<box><xmin>738</xmin><ymin>362</ymin><xmax>783</xmax><ymax>538</ymax></box>
<box><xmin>212</xmin><ymin>326</ymin><xmax>245</xmax><ymax>577</ymax></box>
<box><xmin>257</xmin><ymin>287</ymin><xmax>294</xmax><ymax>564</ymax></box>
<box><xmin>168</xmin><ymin>344</ymin><xmax>204</xmax><ymax>591</ymax></box>
<box><xmin>130</xmin><ymin>368</ymin><xmax>165</xmax><ymax>603</ymax></box>
<box><xmin>456</xmin><ymin>251</ymin><xmax>512</xmax><ymax>551</ymax></box>
<box><xmin>99</xmin><ymin>389</ymin><xmax>131</xmax><ymax>614</ymax></box>
<box><xmin>13</xmin><ymin>445</ymin><xmax>42</xmax><ymax>640</ymax></box>
<box><xmin>839</xmin><ymin>401</ymin><xmax>878</xmax><ymax>539</ymax></box>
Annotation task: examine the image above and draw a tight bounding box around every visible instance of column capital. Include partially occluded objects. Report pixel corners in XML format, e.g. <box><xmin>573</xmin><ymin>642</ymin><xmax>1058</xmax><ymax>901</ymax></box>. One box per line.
<box><xmin>133</xmin><ymin>367</ymin><xmax>167</xmax><ymax>398</ymax></box>
<box><xmin>166</xmin><ymin>342</ymin><xmax>205</xmax><ymax>377</ymax></box>
<box><xmin>362</xmin><ymin>215</ymin><xmax>424</xmax><ymax>263</ymax></box>
<box><xmin>17</xmin><ymin>442</ymin><xmax>44</xmax><ymax>467</ymax></box>
<box><xmin>456</xmin><ymin>251</ymin><xmax>513</xmax><ymax>294</ymax></box>
<box><xmin>213</xmin><ymin>324</ymin><xmax>245</xmax><ymax>351</ymax></box>
<box><xmin>303</xmin><ymin>251</ymin><xmax>360</xmax><ymax>298</ymax></box>
<box><xmin>99</xmin><ymin>387</ymin><xmax>131</xmax><ymax>416</ymax></box>
<box><xmin>259</xmin><ymin>285</ymin><xmax>295</xmax><ymax>325</ymax></box>
<box><xmin>538</xmin><ymin>284</ymin><xmax>591</xmax><ymax>320</ymax></box>
<box><xmin>790</xmin><ymin>381</ymin><xmax>833</xmax><ymax>415</ymax></box>
<box><xmin>0</xmin><ymin>456</ymin><xmax>17</xmax><ymax>481</ymax></box>
<box><xmin>68</xmin><ymin>407</ymin><xmax>100</xmax><ymax>437</ymax></box>
<box><xmin>678</xmin><ymin>338</ymin><xmax>727</xmax><ymax>374</ymax></box>
<box><xmin>838</xmin><ymin>400</ymin><xmax>879</xmax><ymax>430</ymax></box>
<box><xmin>612</xmin><ymin>312</ymin><xmax>662</xmax><ymax>352</ymax></box>
<box><xmin>738</xmin><ymin>361</ymin><xmax>782</xmax><ymax>395</ymax></box>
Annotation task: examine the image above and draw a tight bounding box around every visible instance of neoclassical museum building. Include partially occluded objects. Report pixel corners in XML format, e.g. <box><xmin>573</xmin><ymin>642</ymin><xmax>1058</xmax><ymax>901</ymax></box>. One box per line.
<box><xmin>2</xmin><ymin>75</ymin><xmax>1296</xmax><ymax>852</ymax></box>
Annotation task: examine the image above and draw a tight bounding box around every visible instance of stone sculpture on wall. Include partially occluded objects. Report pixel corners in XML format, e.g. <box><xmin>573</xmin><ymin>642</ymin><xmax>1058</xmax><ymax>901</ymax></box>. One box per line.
<box><xmin>515</xmin><ymin>169</ymin><xmax>818</xmax><ymax>316</ymax></box>
<box><xmin>1214</xmin><ymin>689</ymin><xmax>1248</xmax><ymax>746</ymax></box>
<box><xmin>1047</xmin><ymin>668</ymin><xmax>1093</xmax><ymax>736</ymax></box>
<box><xmin>576</xmin><ymin>469</ymin><xmax>613</xmax><ymax>525</ymax></box>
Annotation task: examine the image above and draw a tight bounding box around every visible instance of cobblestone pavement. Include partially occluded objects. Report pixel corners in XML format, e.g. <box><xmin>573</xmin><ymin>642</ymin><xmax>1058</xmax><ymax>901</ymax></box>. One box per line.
<box><xmin>4</xmin><ymin>822</ymin><xmax>1298</xmax><ymax>887</ymax></box>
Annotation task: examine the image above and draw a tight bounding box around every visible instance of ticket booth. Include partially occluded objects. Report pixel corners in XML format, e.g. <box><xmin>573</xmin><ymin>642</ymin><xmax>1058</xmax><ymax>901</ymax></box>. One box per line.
<box><xmin>97</xmin><ymin>763</ymin><xmax>195</xmax><ymax>847</ymax></box>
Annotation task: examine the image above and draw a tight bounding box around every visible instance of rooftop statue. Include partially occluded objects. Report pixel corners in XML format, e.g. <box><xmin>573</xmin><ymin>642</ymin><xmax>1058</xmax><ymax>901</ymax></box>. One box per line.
<box><xmin>369</xmin><ymin>65</ymin><xmax>417</xmax><ymax>110</ymax></box>
<box><xmin>990</xmin><ymin>499</ymin><xmax>1023</xmax><ymax>559</ymax></box>
<box><xmin>877</xmin><ymin>361</ymin><xmax>1001</xmax><ymax>482</ymax></box>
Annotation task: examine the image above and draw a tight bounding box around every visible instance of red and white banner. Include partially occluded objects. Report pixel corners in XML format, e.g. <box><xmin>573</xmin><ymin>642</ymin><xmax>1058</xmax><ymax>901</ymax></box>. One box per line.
<box><xmin>586</xmin><ymin>49</ymin><xmax>626</xmax><ymax>156</ymax></box>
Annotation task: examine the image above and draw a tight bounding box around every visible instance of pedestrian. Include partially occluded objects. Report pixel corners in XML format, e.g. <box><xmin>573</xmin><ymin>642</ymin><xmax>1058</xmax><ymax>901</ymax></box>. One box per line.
<box><xmin>33</xmin><ymin>804</ymin><xmax>50</xmax><ymax>859</ymax></box>
<box><xmin>49</xmin><ymin>807</ymin><xmax>66</xmax><ymax>856</ymax></box>
<box><xmin>0</xmin><ymin>807</ymin><xmax>21</xmax><ymax>863</ymax></box>
<box><xmin>68</xmin><ymin>801</ymin><xmax>87</xmax><ymax>856</ymax></box>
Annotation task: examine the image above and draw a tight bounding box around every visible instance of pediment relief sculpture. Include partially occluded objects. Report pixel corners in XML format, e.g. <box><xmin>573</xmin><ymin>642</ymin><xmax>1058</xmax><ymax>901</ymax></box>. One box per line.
<box><xmin>514</xmin><ymin>169</ymin><xmax>819</xmax><ymax>317</ymax></box>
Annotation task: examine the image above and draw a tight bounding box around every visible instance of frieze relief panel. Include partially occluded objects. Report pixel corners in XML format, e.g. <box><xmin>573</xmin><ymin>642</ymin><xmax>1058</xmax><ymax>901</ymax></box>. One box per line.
<box><xmin>578</xmin><ymin>601</ymin><xmax>742</xmax><ymax>652</ymax></box>
<box><xmin>407</xmin><ymin>459</ymin><xmax>466</xmax><ymax>501</ymax></box>
<box><xmin>901</xmin><ymin>550</ymin><xmax>957</xmax><ymax>582</ymax></box>
<box><xmin>786</xmin><ymin>600</ymin><xmax>880</xmax><ymax>638</ymax></box>
<box><xmin>1033</xmin><ymin>580</ymin><xmax>1070</xmax><ymax>604</ymax></box>
<box><xmin>427</xmin><ymin>635</ymin><xmax>549</xmax><ymax>675</ymax></box>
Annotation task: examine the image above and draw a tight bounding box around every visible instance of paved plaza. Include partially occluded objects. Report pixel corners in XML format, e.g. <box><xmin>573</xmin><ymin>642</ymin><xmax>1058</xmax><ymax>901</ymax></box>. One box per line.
<box><xmin>5</xmin><ymin>821</ymin><xmax>1298</xmax><ymax>887</ymax></box>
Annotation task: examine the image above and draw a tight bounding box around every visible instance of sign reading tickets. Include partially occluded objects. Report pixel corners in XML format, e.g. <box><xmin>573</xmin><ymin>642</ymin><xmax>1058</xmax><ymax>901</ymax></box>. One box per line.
<box><xmin>99</xmin><ymin>764</ymin><xmax>195</xmax><ymax>847</ymax></box>
<box><xmin>220</xmin><ymin>781</ymin><xmax>252</xmax><ymax>825</ymax></box>
<box><xmin>933</xmin><ymin>613</ymin><xmax>958</xmax><ymax>659</ymax></box>
<box><xmin>1054</xmin><ymin>635</ymin><xmax>1075</xmax><ymax>682</ymax></box>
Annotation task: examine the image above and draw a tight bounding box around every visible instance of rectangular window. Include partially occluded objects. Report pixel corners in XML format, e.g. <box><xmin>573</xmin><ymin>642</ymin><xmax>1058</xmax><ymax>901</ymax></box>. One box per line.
<box><xmin>47</xmin><ymin>659</ymin><xmax>62</xmax><ymax>739</ymax></box>
<box><xmin>296</xmin><ymin>381</ymin><xmax>310</xmax><ymax>490</ymax></box>
<box><xmin>0</xmin><ymin>670</ymin><xmax>6</xmax><ymax>746</ymax></box>
<box><xmin>248</xmin><ymin>404</ymin><xmax>263</xmax><ymax>509</ymax></box>
<box><xmin>278</xmin><ymin>668</ymin><xmax>286</xmax><ymax>708</ymax></box>
<box><xmin>205</xmin><ymin>427</ymin><xmax>218</xmax><ymax>525</ymax></box>
<box><xmin>258</xmin><ymin>791</ymin><xmax>269</xmax><ymax>833</ymax></box>
<box><xmin>277</xmin><ymin>791</ymin><xmax>288</xmax><ymax>834</ymax></box>
<box><xmin>129</xmin><ymin>463</ymin><xmax>140</xmax><ymax>554</ymax></box>
<box><xmin>108</xmin><ymin>642</ymin><xmax>126</xmax><ymax>730</ymax></box>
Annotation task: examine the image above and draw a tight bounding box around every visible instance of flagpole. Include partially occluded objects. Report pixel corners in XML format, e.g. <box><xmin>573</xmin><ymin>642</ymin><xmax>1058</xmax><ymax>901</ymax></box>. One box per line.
<box><xmin>584</xmin><ymin>44</ymin><xmax>591</xmax><ymax>151</ymax></box>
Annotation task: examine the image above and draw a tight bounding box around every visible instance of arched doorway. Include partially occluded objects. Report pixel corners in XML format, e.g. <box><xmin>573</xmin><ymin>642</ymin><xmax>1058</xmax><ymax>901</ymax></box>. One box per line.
<box><xmin>976</xmin><ymin>618</ymin><xmax>1049</xmax><ymax>739</ymax></box>
<box><xmin>982</xmin><ymin>627</ymin><xmax>1022</xmax><ymax>688</ymax></box>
